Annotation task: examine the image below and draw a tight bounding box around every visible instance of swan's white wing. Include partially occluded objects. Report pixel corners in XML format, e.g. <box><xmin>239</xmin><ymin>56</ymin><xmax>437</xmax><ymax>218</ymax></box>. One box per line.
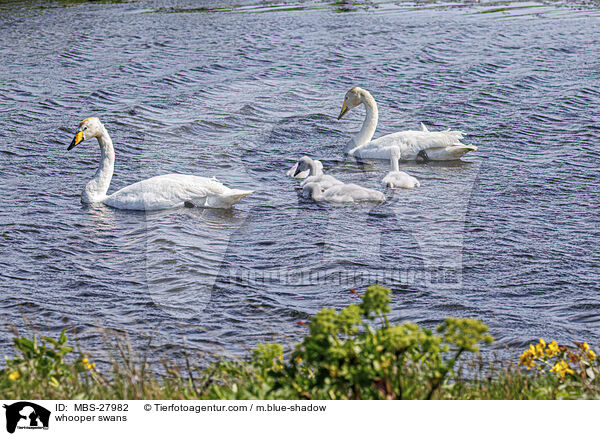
<box><xmin>371</xmin><ymin>130</ymin><xmax>463</xmax><ymax>155</ymax></box>
<box><xmin>322</xmin><ymin>183</ymin><xmax>385</xmax><ymax>203</ymax></box>
<box><xmin>351</xmin><ymin>130</ymin><xmax>475</xmax><ymax>160</ymax></box>
<box><xmin>301</xmin><ymin>174</ymin><xmax>343</xmax><ymax>190</ymax></box>
<box><xmin>103</xmin><ymin>174</ymin><xmax>252</xmax><ymax>210</ymax></box>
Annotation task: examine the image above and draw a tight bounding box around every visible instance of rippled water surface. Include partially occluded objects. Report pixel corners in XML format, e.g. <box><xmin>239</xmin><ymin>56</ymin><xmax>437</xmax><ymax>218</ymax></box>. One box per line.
<box><xmin>1</xmin><ymin>0</ymin><xmax>600</xmax><ymax>360</ymax></box>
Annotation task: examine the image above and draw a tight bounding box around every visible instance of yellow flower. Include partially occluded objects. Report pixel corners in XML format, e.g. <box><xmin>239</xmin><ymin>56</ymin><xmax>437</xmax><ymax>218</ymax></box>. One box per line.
<box><xmin>82</xmin><ymin>357</ymin><xmax>95</xmax><ymax>370</ymax></box>
<box><xmin>278</xmin><ymin>355</ymin><xmax>284</xmax><ymax>361</ymax></box>
<box><xmin>546</xmin><ymin>340</ymin><xmax>560</xmax><ymax>358</ymax></box>
<box><xmin>8</xmin><ymin>371</ymin><xmax>19</xmax><ymax>381</ymax></box>
<box><xmin>519</xmin><ymin>347</ymin><xmax>536</xmax><ymax>369</ymax></box>
<box><xmin>534</xmin><ymin>339</ymin><xmax>546</xmax><ymax>357</ymax></box>
<box><xmin>576</xmin><ymin>343</ymin><xmax>597</xmax><ymax>361</ymax></box>
<box><xmin>550</xmin><ymin>360</ymin><xmax>574</xmax><ymax>378</ymax></box>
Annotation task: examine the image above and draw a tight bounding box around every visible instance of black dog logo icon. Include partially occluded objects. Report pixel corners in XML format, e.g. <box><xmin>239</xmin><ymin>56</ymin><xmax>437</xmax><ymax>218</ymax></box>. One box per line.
<box><xmin>3</xmin><ymin>402</ymin><xmax>50</xmax><ymax>433</ymax></box>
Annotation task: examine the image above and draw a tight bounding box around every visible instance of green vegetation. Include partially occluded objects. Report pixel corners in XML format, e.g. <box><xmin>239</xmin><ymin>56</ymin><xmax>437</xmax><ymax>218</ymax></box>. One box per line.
<box><xmin>2</xmin><ymin>285</ymin><xmax>599</xmax><ymax>399</ymax></box>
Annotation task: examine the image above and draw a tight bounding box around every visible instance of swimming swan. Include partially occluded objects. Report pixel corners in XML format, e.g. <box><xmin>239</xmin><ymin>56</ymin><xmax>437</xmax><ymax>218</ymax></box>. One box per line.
<box><xmin>67</xmin><ymin>117</ymin><xmax>253</xmax><ymax>210</ymax></box>
<box><xmin>337</xmin><ymin>87</ymin><xmax>477</xmax><ymax>161</ymax></box>
<box><xmin>293</xmin><ymin>156</ymin><xmax>343</xmax><ymax>190</ymax></box>
<box><xmin>382</xmin><ymin>147</ymin><xmax>420</xmax><ymax>189</ymax></box>
<box><xmin>302</xmin><ymin>181</ymin><xmax>385</xmax><ymax>204</ymax></box>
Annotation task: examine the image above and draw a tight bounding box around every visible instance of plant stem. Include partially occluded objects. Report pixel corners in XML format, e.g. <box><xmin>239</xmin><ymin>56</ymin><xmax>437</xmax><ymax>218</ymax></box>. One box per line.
<box><xmin>426</xmin><ymin>348</ymin><xmax>464</xmax><ymax>400</ymax></box>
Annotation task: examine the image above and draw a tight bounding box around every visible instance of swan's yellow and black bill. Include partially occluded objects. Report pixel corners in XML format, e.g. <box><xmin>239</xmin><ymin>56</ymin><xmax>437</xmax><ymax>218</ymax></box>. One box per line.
<box><xmin>68</xmin><ymin>131</ymin><xmax>84</xmax><ymax>150</ymax></box>
<box><xmin>337</xmin><ymin>101</ymin><xmax>349</xmax><ymax>120</ymax></box>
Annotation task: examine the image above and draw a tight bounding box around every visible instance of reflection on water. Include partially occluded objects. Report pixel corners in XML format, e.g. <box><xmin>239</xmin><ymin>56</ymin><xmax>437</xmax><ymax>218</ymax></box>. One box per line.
<box><xmin>84</xmin><ymin>203</ymin><xmax>117</xmax><ymax>232</ymax></box>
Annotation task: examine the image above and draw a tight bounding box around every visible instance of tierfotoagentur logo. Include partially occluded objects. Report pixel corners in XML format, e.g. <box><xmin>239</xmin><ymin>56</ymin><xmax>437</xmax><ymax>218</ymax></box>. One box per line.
<box><xmin>2</xmin><ymin>402</ymin><xmax>50</xmax><ymax>434</ymax></box>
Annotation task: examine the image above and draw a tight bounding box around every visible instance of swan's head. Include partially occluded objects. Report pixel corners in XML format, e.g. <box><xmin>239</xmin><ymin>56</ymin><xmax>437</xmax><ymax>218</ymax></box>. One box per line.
<box><xmin>293</xmin><ymin>156</ymin><xmax>313</xmax><ymax>177</ymax></box>
<box><xmin>293</xmin><ymin>156</ymin><xmax>321</xmax><ymax>177</ymax></box>
<box><xmin>302</xmin><ymin>182</ymin><xmax>322</xmax><ymax>199</ymax></box>
<box><xmin>338</xmin><ymin>87</ymin><xmax>367</xmax><ymax>120</ymax></box>
<box><xmin>68</xmin><ymin>117</ymin><xmax>104</xmax><ymax>150</ymax></box>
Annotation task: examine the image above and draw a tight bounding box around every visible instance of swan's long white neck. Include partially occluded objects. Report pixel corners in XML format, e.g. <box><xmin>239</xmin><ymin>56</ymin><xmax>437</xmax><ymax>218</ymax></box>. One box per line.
<box><xmin>309</xmin><ymin>160</ymin><xmax>323</xmax><ymax>177</ymax></box>
<box><xmin>346</xmin><ymin>91</ymin><xmax>378</xmax><ymax>154</ymax></box>
<box><xmin>82</xmin><ymin>125</ymin><xmax>114</xmax><ymax>204</ymax></box>
<box><xmin>390</xmin><ymin>149</ymin><xmax>400</xmax><ymax>172</ymax></box>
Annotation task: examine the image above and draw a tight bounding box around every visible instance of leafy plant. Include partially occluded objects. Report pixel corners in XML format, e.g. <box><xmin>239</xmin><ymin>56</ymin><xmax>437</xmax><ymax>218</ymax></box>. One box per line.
<box><xmin>0</xmin><ymin>328</ymin><xmax>100</xmax><ymax>398</ymax></box>
<box><xmin>200</xmin><ymin>285</ymin><xmax>493</xmax><ymax>399</ymax></box>
<box><xmin>282</xmin><ymin>285</ymin><xmax>493</xmax><ymax>399</ymax></box>
<box><xmin>3</xmin><ymin>329</ymin><xmax>74</xmax><ymax>385</ymax></box>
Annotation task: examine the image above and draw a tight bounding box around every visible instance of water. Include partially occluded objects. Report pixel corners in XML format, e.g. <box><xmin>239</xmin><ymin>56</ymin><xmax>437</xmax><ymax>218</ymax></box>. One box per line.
<box><xmin>1</xmin><ymin>0</ymin><xmax>600</xmax><ymax>362</ymax></box>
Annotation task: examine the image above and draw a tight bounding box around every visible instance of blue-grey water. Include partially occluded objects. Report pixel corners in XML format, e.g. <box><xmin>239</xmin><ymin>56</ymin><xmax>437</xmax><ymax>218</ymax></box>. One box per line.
<box><xmin>1</xmin><ymin>0</ymin><xmax>600</xmax><ymax>362</ymax></box>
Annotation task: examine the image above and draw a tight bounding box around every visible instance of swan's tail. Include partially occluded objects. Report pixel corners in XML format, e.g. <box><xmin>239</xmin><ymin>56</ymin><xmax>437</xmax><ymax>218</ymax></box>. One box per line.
<box><xmin>445</xmin><ymin>143</ymin><xmax>478</xmax><ymax>159</ymax></box>
<box><xmin>420</xmin><ymin>141</ymin><xmax>477</xmax><ymax>161</ymax></box>
<box><xmin>450</xmin><ymin>141</ymin><xmax>477</xmax><ymax>149</ymax></box>
<box><xmin>204</xmin><ymin>189</ymin><xmax>254</xmax><ymax>208</ymax></box>
<box><xmin>442</xmin><ymin>130</ymin><xmax>477</xmax><ymax>157</ymax></box>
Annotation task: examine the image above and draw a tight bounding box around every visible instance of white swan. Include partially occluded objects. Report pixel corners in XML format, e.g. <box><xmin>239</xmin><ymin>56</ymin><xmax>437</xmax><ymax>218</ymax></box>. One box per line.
<box><xmin>382</xmin><ymin>147</ymin><xmax>420</xmax><ymax>189</ymax></box>
<box><xmin>337</xmin><ymin>87</ymin><xmax>477</xmax><ymax>161</ymax></box>
<box><xmin>293</xmin><ymin>156</ymin><xmax>343</xmax><ymax>190</ymax></box>
<box><xmin>286</xmin><ymin>159</ymin><xmax>323</xmax><ymax>179</ymax></box>
<box><xmin>302</xmin><ymin>181</ymin><xmax>385</xmax><ymax>204</ymax></box>
<box><xmin>67</xmin><ymin>117</ymin><xmax>253</xmax><ymax>210</ymax></box>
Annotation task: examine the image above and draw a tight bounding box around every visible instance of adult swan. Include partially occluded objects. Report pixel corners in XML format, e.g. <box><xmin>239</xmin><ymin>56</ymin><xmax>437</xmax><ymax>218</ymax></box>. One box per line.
<box><xmin>337</xmin><ymin>87</ymin><xmax>477</xmax><ymax>161</ymax></box>
<box><xmin>67</xmin><ymin>117</ymin><xmax>253</xmax><ymax>210</ymax></box>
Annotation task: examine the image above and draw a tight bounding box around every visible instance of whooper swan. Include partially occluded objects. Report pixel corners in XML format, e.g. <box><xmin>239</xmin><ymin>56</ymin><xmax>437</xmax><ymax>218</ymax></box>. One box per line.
<box><xmin>382</xmin><ymin>147</ymin><xmax>420</xmax><ymax>189</ymax></box>
<box><xmin>302</xmin><ymin>181</ymin><xmax>385</xmax><ymax>204</ymax></box>
<box><xmin>292</xmin><ymin>156</ymin><xmax>343</xmax><ymax>190</ymax></box>
<box><xmin>67</xmin><ymin>117</ymin><xmax>253</xmax><ymax>210</ymax></box>
<box><xmin>337</xmin><ymin>87</ymin><xmax>477</xmax><ymax>161</ymax></box>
